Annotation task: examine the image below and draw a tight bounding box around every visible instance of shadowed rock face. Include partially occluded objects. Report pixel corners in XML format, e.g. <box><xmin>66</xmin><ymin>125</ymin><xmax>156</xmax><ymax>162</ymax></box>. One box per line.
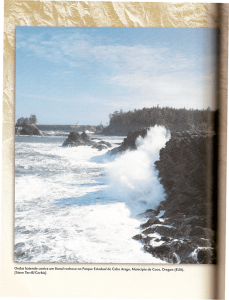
<box><xmin>15</xmin><ymin>124</ymin><xmax>42</xmax><ymax>136</ymax></box>
<box><xmin>62</xmin><ymin>131</ymin><xmax>92</xmax><ymax>147</ymax></box>
<box><xmin>81</xmin><ymin>131</ymin><xmax>91</xmax><ymax>141</ymax></box>
<box><xmin>69</xmin><ymin>131</ymin><xmax>83</xmax><ymax>141</ymax></box>
<box><xmin>122</xmin><ymin>128</ymin><xmax>148</xmax><ymax>149</ymax></box>
<box><xmin>155</xmin><ymin>130</ymin><xmax>216</xmax><ymax>222</ymax></box>
<box><xmin>109</xmin><ymin>128</ymin><xmax>149</xmax><ymax>155</ymax></box>
<box><xmin>115</xmin><ymin>128</ymin><xmax>217</xmax><ymax>264</ymax></box>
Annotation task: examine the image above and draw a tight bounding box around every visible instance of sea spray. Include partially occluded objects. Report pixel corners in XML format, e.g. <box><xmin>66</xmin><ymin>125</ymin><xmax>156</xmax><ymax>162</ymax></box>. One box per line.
<box><xmin>106</xmin><ymin>126</ymin><xmax>171</xmax><ymax>215</ymax></box>
<box><xmin>15</xmin><ymin>134</ymin><xmax>165</xmax><ymax>263</ymax></box>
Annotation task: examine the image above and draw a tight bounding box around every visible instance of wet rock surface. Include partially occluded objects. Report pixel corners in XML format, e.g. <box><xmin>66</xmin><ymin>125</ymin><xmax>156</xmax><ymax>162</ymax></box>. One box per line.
<box><xmin>109</xmin><ymin>128</ymin><xmax>149</xmax><ymax>155</ymax></box>
<box><xmin>134</xmin><ymin>210</ymin><xmax>216</xmax><ymax>264</ymax></box>
<box><xmin>129</xmin><ymin>129</ymin><xmax>216</xmax><ymax>264</ymax></box>
<box><xmin>62</xmin><ymin>131</ymin><xmax>112</xmax><ymax>151</ymax></box>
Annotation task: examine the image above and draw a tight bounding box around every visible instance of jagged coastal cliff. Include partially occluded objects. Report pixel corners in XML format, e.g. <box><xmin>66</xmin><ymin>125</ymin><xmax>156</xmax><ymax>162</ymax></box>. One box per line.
<box><xmin>110</xmin><ymin>127</ymin><xmax>217</xmax><ymax>264</ymax></box>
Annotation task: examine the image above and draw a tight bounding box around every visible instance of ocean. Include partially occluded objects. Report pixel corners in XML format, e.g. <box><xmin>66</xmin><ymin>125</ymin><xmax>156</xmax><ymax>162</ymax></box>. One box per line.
<box><xmin>15</xmin><ymin>127</ymin><xmax>169</xmax><ymax>263</ymax></box>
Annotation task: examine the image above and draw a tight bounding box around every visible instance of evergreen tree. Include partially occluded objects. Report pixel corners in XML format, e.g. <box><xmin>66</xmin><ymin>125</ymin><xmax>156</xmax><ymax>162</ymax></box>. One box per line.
<box><xmin>29</xmin><ymin>115</ymin><xmax>37</xmax><ymax>124</ymax></box>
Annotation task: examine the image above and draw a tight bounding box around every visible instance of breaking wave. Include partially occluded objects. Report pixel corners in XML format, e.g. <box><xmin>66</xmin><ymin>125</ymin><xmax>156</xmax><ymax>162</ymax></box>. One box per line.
<box><xmin>106</xmin><ymin>126</ymin><xmax>171</xmax><ymax>215</ymax></box>
<box><xmin>15</xmin><ymin>127</ymin><xmax>170</xmax><ymax>263</ymax></box>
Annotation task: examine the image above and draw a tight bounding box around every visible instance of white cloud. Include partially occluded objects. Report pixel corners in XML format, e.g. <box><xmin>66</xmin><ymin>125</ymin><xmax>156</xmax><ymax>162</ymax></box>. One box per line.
<box><xmin>16</xmin><ymin>31</ymin><xmax>196</xmax><ymax>73</ymax></box>
<box><xmin>17</xmin><ymin>30</ymin><xmax>217</xmax><ymax>110</ymax></box>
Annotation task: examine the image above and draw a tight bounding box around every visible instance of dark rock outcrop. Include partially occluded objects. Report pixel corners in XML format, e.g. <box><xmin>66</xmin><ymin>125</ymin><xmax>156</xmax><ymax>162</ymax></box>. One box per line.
<box><xmin>63</xmin><ymin>131</ymin><xmax>94</xmax><ymax>147</ymax></box>
<box><xmin>144</xmin><ymin>244</ymin><xmax>178</xmax><ymax>264</ymax></box>
<box><xmin>92</xmin><ymin>144</ymin><xmax>108</xmax><ymax>151</ymax></box>
<box><xmin>81</xmin><ymin>131</ymin><xmax>91</xmax><ymax>141</ymax></box>
<box><xmin>137</xmin><ymin>209</ymin><xmax>160</xmax><ymax>219</ymax></box>
<box><xmin>98</xmin><ymin>141</ymin><xmax>112</xmax><ymax>147</ymax></box>
<box><xmin>15</xmin><ymin>124</ymin><xmax>42</xmax><ymax>136</ymax></box>
<box><xmin>136</xmin><ymin>219</ymin><xmax>216</xmax><ymax>263</ymax></box>
<box><xmin>154</xmin><ymin>130</ymin><xmax>216</xmax><ymax>227</ymax></box>
<box><xmin>63</xmin><ymin>131</ymin><xmax>84</xmax><ymax>147</ymax></box>
<box><xmin>62</xmin><ymin>131</ymin><xmax>112</xmax><ymax>151</ymax></box>
<box><xmin>109</xmin><ymin>128</ymin><xmax>149</xmax><ymax>155</ymax></box>
<box><xmin>140</xmin><ymin>217</ymin><xmax>163</xmax><ymax>229</ymax></box>
<box><xmin>197</xmin><ymin>248</ymin><xmax>216</xmax><ymax>264</ymax></box>
<box><xmin>128</xmin><ymin>129</ymin><xmax>216</xmax><ymax>264</ymax></box>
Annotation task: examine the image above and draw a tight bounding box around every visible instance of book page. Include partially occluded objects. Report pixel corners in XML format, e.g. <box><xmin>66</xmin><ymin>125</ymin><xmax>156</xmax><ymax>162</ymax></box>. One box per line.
<box><xmin>1</xmin><ymin>1</ymin><xmax>227</xmax><ymax>299</ymax></box>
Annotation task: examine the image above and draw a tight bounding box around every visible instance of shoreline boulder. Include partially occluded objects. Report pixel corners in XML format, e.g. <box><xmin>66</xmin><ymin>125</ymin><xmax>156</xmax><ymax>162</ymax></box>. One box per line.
<box><xmin>62</xmin><ymin>131</ymin><xmax>112</xmax><ymax>151</ymax></box>
<box><xmin>15</xmin><ymin>124</ymin><xmax>42</xmax><ymax>136</ymax></box>
<box><xmin>62</xmin><ymin>131</ymin><xmax>88</xmax><ymax>147</ymax></box>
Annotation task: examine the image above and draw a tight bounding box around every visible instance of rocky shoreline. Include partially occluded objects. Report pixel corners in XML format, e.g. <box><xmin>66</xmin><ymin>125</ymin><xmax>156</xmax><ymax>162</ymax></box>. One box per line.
<box><xmin>133</xmin><ymin>208</ymin><xmax>216</xmax><ymax>264</ymax></box>
<box><xmin>111</xmin><ymin>128</ymin><xmax>216</xmax><ymax>264</ymax></box>
<box><xmin>16</xmin><ymin>121</ymin><xmax>217</xmax><ymax>264</ymax></box>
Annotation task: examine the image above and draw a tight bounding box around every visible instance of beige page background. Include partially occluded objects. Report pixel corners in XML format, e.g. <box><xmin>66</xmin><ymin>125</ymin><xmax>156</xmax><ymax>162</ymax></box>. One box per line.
<box><xmin>1</xmin><ymin>1</ymin><xmax>227</xmax><ymax>299</ymax></box>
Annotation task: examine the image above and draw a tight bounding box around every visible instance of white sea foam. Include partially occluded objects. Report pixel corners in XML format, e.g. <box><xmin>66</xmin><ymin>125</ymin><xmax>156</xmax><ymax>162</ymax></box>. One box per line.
<box><xmin>15</xmin><ymin>127</ymin><xmax>169</xmax><ymax>263</ymax></box>
<box><xmin>85</xmin><ymin>130</ymin><xmax>94</xmax><ymax>134</ymax></box>
<box><xmin>42</xmin><ymin>130</ymin><xmax>69</xmax><ymax>135</ymax></box>
<box><xmin>106</xmin><ymin>126</ymin><xmax>170</xmax><ymax>215</ymax></box>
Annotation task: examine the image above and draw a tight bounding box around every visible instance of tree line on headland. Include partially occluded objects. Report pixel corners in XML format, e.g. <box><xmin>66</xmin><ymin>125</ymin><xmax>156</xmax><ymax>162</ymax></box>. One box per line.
<box><xmin>103</xmin><ymin>106</ymin><xmax>217</xmax><ymax>135</ymax></box>
<box><xmin>16</xmin><ymin>115</ymin><xmax>37</xmax><ymax>126</ymax></box>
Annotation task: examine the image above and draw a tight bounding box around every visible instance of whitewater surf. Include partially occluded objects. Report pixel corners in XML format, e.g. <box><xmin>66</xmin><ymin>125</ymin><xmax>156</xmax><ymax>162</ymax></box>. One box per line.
<box><xmin>15</xmin><ymin>126</ymin><xmax>169</xmax><ymax>263</ymax></box>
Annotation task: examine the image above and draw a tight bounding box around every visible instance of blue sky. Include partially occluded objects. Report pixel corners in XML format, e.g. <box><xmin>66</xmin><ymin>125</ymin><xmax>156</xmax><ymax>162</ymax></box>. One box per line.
<box><xmin>16</xmin><ymin>27</ymin><xmax>218</xmax><ymax>125</ymax></box>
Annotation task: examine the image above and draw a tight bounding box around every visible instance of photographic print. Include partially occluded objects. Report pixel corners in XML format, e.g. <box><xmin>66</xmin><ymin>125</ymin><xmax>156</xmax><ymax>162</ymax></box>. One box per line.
<box><xmin>15</xmin><ymin>26</ymin><xmax>218</xmax><ymax>264</ymax></box>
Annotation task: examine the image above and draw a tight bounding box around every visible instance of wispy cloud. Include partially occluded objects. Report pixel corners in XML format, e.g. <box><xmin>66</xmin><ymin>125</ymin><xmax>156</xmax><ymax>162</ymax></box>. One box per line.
<box><xmin>17</xmin><ymin>30</ymin><xmax>217</xmax><ymax>110</ymax></box>
<box><xmin>17</xmin><ymin>32</ymin><xmax>198</xmax><ymax>73</ymax></box>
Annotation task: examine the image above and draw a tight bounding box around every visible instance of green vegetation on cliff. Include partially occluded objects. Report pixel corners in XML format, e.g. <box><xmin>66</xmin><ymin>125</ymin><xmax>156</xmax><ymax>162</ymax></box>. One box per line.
<box><xmin>103</xmin><ymin>106</ymin><xmax>217</xmax><ymax>136</ymax></box>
